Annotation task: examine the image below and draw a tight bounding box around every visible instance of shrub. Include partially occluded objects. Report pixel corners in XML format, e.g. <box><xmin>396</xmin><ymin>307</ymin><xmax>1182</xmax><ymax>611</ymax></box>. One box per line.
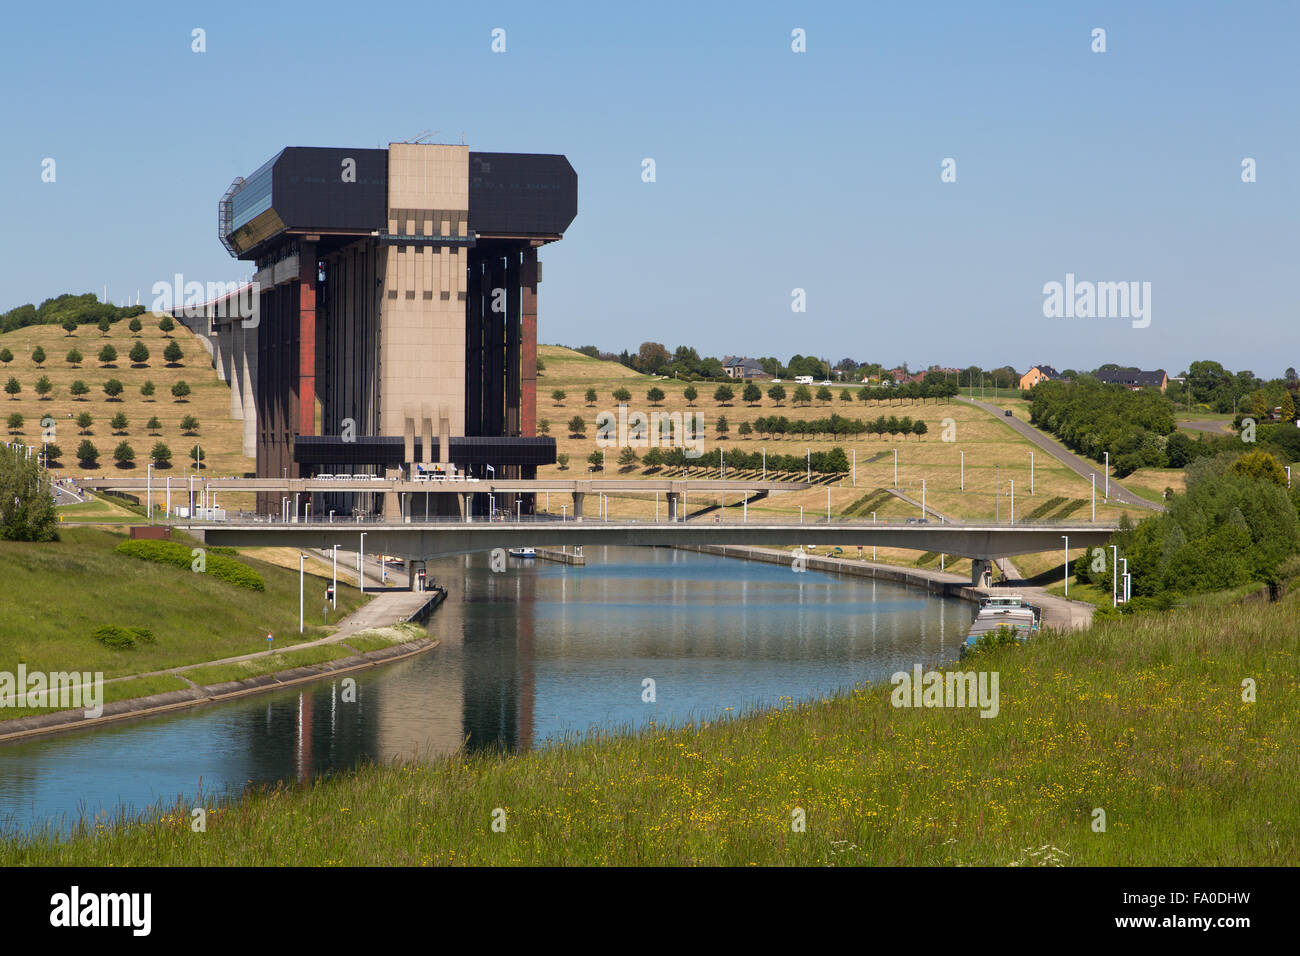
<box><xmin>114</xmin><ymin>539</ymin><xmax>265</xmax><ymax>590</ymax></box>
<box><xmin>31</xmin><ymin>346</ymin><xmax>45</xmax><ymax>366</ymax></box>
<box><xmin>163</xmin><ymin>341</ymin><xmax>184</xmax><ymax>364</ymax></box>
<box><xmin>158</xmin><ymin>316</ymin><xmax>174</xmax><ymax>335</ymax></box>
<box><xmin>93</xmin><ymin>625</ymin><xmax>157</xmax><ymax>649</ymax></box>
<box><xmin>65</xmin><ymin>349</ymin><xmax>82</xmax><ymax>367</ymax></box>
<box><xmin>129</xmin><ymin>317</ymin><xmax>143</xmax><ymax>334</ymax></box>
<box><xmin>180</xmin><ymin>415</ymin><xmax>200</xmax><ymax>434</ymax></box>
<box><xmin>98</xmin><ymin>345</ymin><xmax>117</xmax><ymax>366</ymax></box>
<box><xmin>129</xmin><ymin>342</ymin><xmax>150</xmax><ymax>365</ymax></box>
<box><xmin>171</xmin><ymin>381</ymin><xmax>190</xmax><ymax>401</ymax></box>
<box><xmin>141</xmin><ymin>380</ymin><xmax>155</xmax><ymax>399</ymax></box>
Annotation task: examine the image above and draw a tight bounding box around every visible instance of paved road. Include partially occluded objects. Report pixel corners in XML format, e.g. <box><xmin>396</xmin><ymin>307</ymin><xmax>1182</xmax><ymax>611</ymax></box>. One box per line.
<box><xmin>1178</xmin><ymin>419</ymin><xmax>1232</xmax><ymax>434</ymax></box>
<box><xmin>959</xmin><ymin>397</ymin><xmax>1164</xmax><ymax>512</ymax></box>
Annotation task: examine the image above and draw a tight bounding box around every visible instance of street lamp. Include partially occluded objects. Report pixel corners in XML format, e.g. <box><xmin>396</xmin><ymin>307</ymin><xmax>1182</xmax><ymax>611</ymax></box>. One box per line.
<box><xmin>1110</xmin><ymin>544</ymin><xmax>1119</xmax><ymax>607</ymax></box>
<box><xmin>1091</xmin><ymin>473</ymin><xmax>1096</xmax><ymax>521</ymax></box>
<box><xmin>331</xmin><ymin>544</ymin><xmax>338</xmax><ymax>609</ymax></box>
<box><xmin>147</xmin><ymin>462</ymin><xmax>153</xmax><ymax>524</ymax></box>
<box><xmin>1061</xmin><ymin>535</ymin><xmax>1069</xmax><ymax>597</ymax></box>
<box><xmin>299</xmin><ymin>553</ymin><xmax>306</xmax><ymax>633</ymax></box>
<box><xmin>359</xmin><ymin>532</ymin><xmax>367</xmax><ymax>595</ymax></box>
<box><xmin>872</xmin><ymin>511</ymin><xmax>877</xmax><ymax>561</ymax></box>
<box><xmin>1104</xmin><ymin>452</ymin><xmax>1109</xmax><ymax>500</ymax></box>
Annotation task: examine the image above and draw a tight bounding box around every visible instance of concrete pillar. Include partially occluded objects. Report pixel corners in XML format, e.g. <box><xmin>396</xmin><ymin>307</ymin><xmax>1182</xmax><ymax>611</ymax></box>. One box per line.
<box><xmin>240</xmin><ymin>317</ymin><xmax>257</xmax><ymax>460</ymax></box>
<box><xmin>971</xmin><ymin>558</ymin><xmax>992</xmax><ymax>587</ymax></box>
<box><xmin>228</xmin><ymin>322</ymin><xmax>244</xmax><ymax>421</ymax></box>
<box><xmin>520</xmin><ymin>246</ymin><xmax>538</xmax><ymax>438</ymax></box>
<box><xmin>408</xmin><ymin>560</ymin><xmax>427</xmax><ymax>591</ymax></box>
<box><xmin>572</xmin><ymin>491</ymin><xmax>584</xmax><ymax>521</ymax></box>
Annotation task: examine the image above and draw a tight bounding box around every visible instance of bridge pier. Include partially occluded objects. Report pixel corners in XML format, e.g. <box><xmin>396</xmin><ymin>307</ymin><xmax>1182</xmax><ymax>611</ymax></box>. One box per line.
<box><xmin>571</xmin><ymin>491</ymin><xmax>584</xmax><ymax>521</ymax></box>
<box><xmin>408</xmin><ymin>559</ymin><xmax>427</xmax><ymax>591</ymax></box>
<box><xmin>971</xmin><ymin>558</ymin><xmax>992</xmax><ymax>587</ymax></box>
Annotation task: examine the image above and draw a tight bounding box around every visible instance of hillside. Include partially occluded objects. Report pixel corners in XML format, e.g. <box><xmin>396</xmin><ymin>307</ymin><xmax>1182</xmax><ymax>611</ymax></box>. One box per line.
<box><xmin>0</xmin><ymin>314</ymin><xmax>254</xmax><ymax>509</ymax></box>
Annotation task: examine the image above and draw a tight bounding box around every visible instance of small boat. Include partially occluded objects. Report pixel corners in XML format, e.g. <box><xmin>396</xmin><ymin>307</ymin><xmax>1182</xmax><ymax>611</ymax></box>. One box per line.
<box><xmin>963</xmin><ymin>594</ymin><xmax>1040</xmax><ymax>652</ymax></box>
<box><xmin>508</xmin><ymin>547</ymin><xmax>537</xmax><ymax>558</ymax></box>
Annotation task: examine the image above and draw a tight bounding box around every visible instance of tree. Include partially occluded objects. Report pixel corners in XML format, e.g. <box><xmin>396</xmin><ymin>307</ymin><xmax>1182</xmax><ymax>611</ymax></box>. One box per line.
<box><xmin>113</xmin><ymin>441</ymin><xmax>135</xmax><ymax>467</ymax></box>
<box><xmin>535</xmin><ymin>358</ymin><xmax>545</xmax><ymax>373</ymax></box>
<box><xmin>4</xmin><ymin>377</ymin><xmax>20</xmax><ymax>399</ymax></box>
<box><xmin>617</xmin><ymin>447</ymin><xmax>639</xmax><ymax>468</ymax></box>
<box><xmin>912</xmin><ymin>419</ymin><xmax>929</xmax><ymax>440</ymax></box>
<box><xmin>567</xmin><ymin>415</ymin><xmax>586</xmax><ymax>436</ymax></box>
<box><xmin>180</xmin><ymin>415</ymin><xmax>200</xmax><ymax>434</ymax></box>
<box><xmin>110</xmin><ymin>412</ymin><xmax>129</xmax><ymax>434</ymax></box>
<box><xmin>151</xmin><ymin>442</ymin><xmax>172</xmax><ymax>466</ymax></box>
<box><xmin>793</xmin><ymin>385</ymin><xmax>812</xmax><ymax>406</ymax></box>
<box><xmin>98</xmin><ymin>344</ymin><xmax>117</xmax><ymax>366</ymax></box>
<box><xmin>642</xmin><ymin>387</ymin><xmax>663</xmax><ymax>405</ymax></box>
<box><xmin>6</xmin><ymin>413</ymin><xmax>23</xmax><ymax>434</ymax></box>
<box><xmin>816</xmin><ymin>385</ymin><xmax>833</xmax><ymax>404</ymax></box>
<box><xmin>613</xmin><ymin>387</ymin><xmax>632</xmax><ymax>403</ymax></box>
<box><xmin>715</xmin><ymin>415</ymin><xmax>730</xmax><ymax>439</ymax></box>
<box><xmin>171</xmin><ymin>381</ymin><xmax>190</xmax><ymax>401</ymax></box>
<box><xmin>1227</xmin><ymin>450</ymin><xmax>1287</xmax><ymax>487</ymax></box>
<box><xmin>141</xmin><ymin>380</ymin><xmax>155</xmax><ymax>400</ymax></box>
<box><xmin>163</xmin><ymin>341</ymin><xmax>184</xmax><ymax>365</ymax></box>
<box><xmin>743</xmin><ymin>383</ymin><xmax>762</xmax><ymax>405</ymax></box>
<box><xmin>840</xmin><ymin>390</ymin><xmax>853</xmax><ymax>403</ymax></box>
<box><xmin>65</xmin><ymin>349</ymin><xmax>82</xmax><ymax>367</ymax></box>
<box><xmin>557</xmin><ymin>453</ymin><xmax>570</xmax><ymax>470</ymax></box>
<box><xmin>102</xmin><ymin>378</ymin><xmax>124</xmax><ymax>400</ymax></box>
<box><xmin>636</xmin><ymin>342</ymin><xmax>671</xmax><ymax>373</ymax></box>
<box><xmin>129</xmin><ymin>342</ymin><xmax>149</xmax><ymax>365</ymax></box>
<box><xmin>189</xmin><ymin>445</ymin><xmax>205</xmax><ymax>467</ymax></box>
<box><xmin>738</xmin><ymin>420</ymin><xmax>753</xmax><ymax>438</ymax></box>
<box><xmin>551</xmin><ymin>389</ymin><xmax>566</xmax><ymax>405</ymax></box>
<box><xmin>76</xmin><ymin>440</ymin><xmax>99</xmax><ymax>466</ymax></box>
<box><xmin>683</xmin><ymin>385</ymin><xmax>698</xmax><ymax>406</ymax></box>
<box><xmin>767</xmin><ymin>384</ymin><xmax>786</xmax><ymax>405</ymax></box>
<box><xmin>62</xmin><ymin>319</ymin><xmax>77</xmax><ymax>336</ymax></box>
<box><xmin>34</xmin><ymin>376</ymin><xmax>52</xmax><ymax>399</ymax></box>
<box><xmin>1249</xmin><ymin>390</ymin><xmax>1269</xmax><ymax>421</ymax></box>
<box><xmin>713</xmin><ymin>385</ymin><xmax>734</xmax><ymax>405</ymax></box>
<box><xmin>31</xmin><ymin>346</ymin><xmax>45</xmax><ymax>367</ymax></box>
<box><xmin>76</xmin><ymin>412</ymin><xmax>93</xmax><ymax>434</ymax></box>
<box><xmin>97</xmin><ymin>316</ymin><xmax>112</xmax><ymax>336</ymax></box>
<box><xmin>70</xmin><ymin>379</ymin><xmax>89</xmax><ymax>399</ymax></box>
<box><xmin>1281</xmin><ymin>391</ymin><xmax>1296</xmax><ymax>423</ymax></box>
<box><xmin>538</xmin><ymin>419</ymin><xmax>550</xmax><ymax>435</ymax></box>
<box><xmin>0</xmin><ymin>348</ymin><xmax>11</xmax><ymax>366</ymax></box>
<box><xmin>146</xmin><ymin>416</ymin><xmax>162</xmax><ymax>433</ymax></box>
<box><xmin>43</xmin><ymin>444</ymin><xmax>63</xmax><ymax>465</ymax></box>
<box><xmin>0</xmin><ymin>444</ymin><xmax>58</xmax><ymax>541</ymax></box>
<box><xmin>586</xmin><ymin>450</ymin><xmax>604</xmax><ymax>471</ymax></box>
<box><xmin>158</xmin><ymin>316</ymin><xmax>174</xmax><ymax>336</ymax></box>
<box><xmin>585</xmin><ymin>387</ymin><xmax>598</xmax><ymax>406</ymax></box>
<box><xmin>129</xmin><ymin>317</ymin><xmax>143</xmax><ymax>335</ymax></box>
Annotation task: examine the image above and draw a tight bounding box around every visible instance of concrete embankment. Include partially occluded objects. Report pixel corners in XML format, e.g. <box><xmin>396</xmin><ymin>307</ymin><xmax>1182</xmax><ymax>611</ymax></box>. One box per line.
<box><xmin>677</xmin><ymin>545</ymin><xmax>1094</xmax><ymax>632</ymax></box>
<box><xmin>0</xmin><ymin>589</ymin><xmax>447</xmax><ymax>744</ymax></box>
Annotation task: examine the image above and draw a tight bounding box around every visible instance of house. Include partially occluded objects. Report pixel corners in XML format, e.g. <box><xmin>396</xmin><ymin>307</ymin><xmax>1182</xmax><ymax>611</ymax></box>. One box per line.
<box><xmin>1094</xmin><ymin>367</ymin><xmax>1168</xmax><ymax>391</ymax></box>
<box><xmin>1018</xmin><ymin>365</ymin><xmax>1062</xmax><ymax>390</ymax></box>
<box><xmin>886</xmin><ymin>367</ymin><xmax>925</xmax><ymax>385</ymax></box>
<box><xmin>721</xmin><ymin>356</ymin><xmax>769</xmax><ymax>380</ymax></box>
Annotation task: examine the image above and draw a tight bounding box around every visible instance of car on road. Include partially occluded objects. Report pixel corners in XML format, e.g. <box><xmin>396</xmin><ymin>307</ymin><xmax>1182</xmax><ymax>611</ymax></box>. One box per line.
<box><xmin>1004</xmin><ymin>409</ymin><xmax>1013</xmax><ymax>417</ymax></box>
<box><xmin>325</xmin><ymin>583</ymin><xmax>335</xmax><ymax>601</ymax></box>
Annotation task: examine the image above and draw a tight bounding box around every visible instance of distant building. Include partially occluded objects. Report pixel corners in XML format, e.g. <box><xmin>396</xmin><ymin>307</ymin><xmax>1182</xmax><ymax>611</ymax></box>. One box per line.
<box><xmin>721</xmin><ymin>356</ymin><xmax>769</xmax><ymax>380</ymax></box>
<box><xmin>1019</xmin><ymin>365</ymin><xmax>1063</xmax><ymax>390</ymax></box>
<box><xmin>886</xmin><ymin>367</ymin><xmax>925</xmax><ymax>385</ymax></box>
<box><xmin>1094</xmin><ymin>367</ymin><xmax>1168</xmax><ymax>391</ymax></box>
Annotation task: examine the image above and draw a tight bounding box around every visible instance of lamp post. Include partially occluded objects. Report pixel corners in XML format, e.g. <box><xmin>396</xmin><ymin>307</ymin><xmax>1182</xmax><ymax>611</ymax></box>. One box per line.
<box><xmin>960</xmin><ymin>450</ymin><xmax>964</xmax><ymax>491</ymax></box>
<box><xmin>1091</xmin><ymin>473</ymin><xmax>1096</xmax><ymax>521</ymax></box>
<box><xmin>359</xmin><ymin>532</ymin><xmax>367</xmax><ymax>595</ymax></box>
<box><xmin>1104</xmin><ymin>452</ymin><xmax>1109</xmax><ymax>500</ymax></box>
<box><xmin>1121</xmin><ymin>557</ymin><xmax>1129</xmax><ymax>604</ymax></box>
<box><xmin>1009</xmin><ymin>479</ymin><xmax>1014</xmax><ymax>524</ymax></box>
<box><xmin>299</xmin><ymin>553</ymin><xmax>306</xmax><ymax>633</ymax></box>
<box><xmin>921</xmin><ymin>478</ymin><xmax>926</xmax><ymax>519</ymax></box>
<box><xmin>1061</xmin><ymin>535</ymin><xmax>1069</xmax><ymax>597</ymax></box>
<box><xmin>1110</xmin><ymin>544</ymin><xmax>1119</xmax><ymax>607</ymax></box>
<box><xmin>893</xmin><ymin>449</ymin><xmax>898</xmax><ymax>487</ymax></box>
<box><xmin>852</xmin><ymin>449</ymin><xmax>856</xmax><ymax>486</ymax></box>
<box><xmin>872</xmin><ymin>511</ymin><xmax>877</xmax><ymax>561</ymax></box>
<box><xmin>1030</xmin><ymin>452</ymin><xmax>1034</xmax><ymax>495</ymax></box>
<box><xmin>331</xmin><ymin>545</ymin><xmax>338</xmax><ymax>609</ymax></box>
<box><xmin>147</xmin><ymin>463</ymin><xmax>153</xmax><ymax>523</ymax></box>
<box><xmin>806</xmin><ymin>448</ymin><xmax>810</xmax><ymax>482</ymax></box>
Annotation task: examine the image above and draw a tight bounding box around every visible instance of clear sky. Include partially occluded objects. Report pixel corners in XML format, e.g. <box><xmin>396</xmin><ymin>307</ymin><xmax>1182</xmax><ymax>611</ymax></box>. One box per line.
<box><xmin>2</xmin><ymin>0</ymin><xmax>1295</xmax><ymax>376</ymax></box>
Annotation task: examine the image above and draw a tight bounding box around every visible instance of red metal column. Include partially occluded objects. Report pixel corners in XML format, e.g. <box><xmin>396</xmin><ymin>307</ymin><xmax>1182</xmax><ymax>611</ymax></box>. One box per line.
<box><xmin>521</xmin><ymin>246</ymin><xmax>538</xmax><ymax>437</ymax></box>
<box><xmin>295</xmin><ymin>243</ymin><xmax>318</xmax><ymax>481</ymax></box>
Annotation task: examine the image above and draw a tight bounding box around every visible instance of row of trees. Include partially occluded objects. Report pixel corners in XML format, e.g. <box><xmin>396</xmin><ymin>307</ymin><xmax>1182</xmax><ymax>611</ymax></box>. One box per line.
<box><xmin>0</xmin><ymin>293</ymin><xmax>146</xmax><ymax>336</ymax></box>
<box><xmin>588</xmin><ymin>445</ymin><xmax>852</xmax><ymax>475</ymax></box>
<box><xmin>1028</xmin><ymin>379</ymin><xmax>1177</xmax><ymax>476</ymax></box>
<box><xmin>60</xmin><ymin>441</ymin><xmax>204</xmax><ymax>469</ymax></box>
<box><xmin>555</xmin><ymin>379</ymin><xmax>959</xmax><ymax>410</ymax></box>
<box><xmin>4</xmin><ymin>378</ymin><xmax>191</xmax><ymax>401</ymax></box>
<box><xmin>1170</xmin><ymin>359</ymin><xmax>1299</xmax><ymax>414</ymax></box>
<box><xmin>752</xmin><ymin>414</ymin><xmax>929</xmax><ymax>440</ymax></box>
<box><xmin>7</xmin><ymin>412</ymin><xmax>200</xmax><ymax>436</ymax></box>
<box><xmin>0</xmin><ymin>341</ymin><xmax>183</xmax><ymax>368</ymax></box>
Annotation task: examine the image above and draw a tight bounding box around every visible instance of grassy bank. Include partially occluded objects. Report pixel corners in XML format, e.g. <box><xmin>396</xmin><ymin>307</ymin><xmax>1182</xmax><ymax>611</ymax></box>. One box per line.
<box><xmin>0</xmin><ymin>527</ymin><xmax>368</xmax><ymax>693</ymax></box>
<box><xmin>4</xmin><ymin>599</ymin><xmax>1294</xmax><ymax>865</ymax></box>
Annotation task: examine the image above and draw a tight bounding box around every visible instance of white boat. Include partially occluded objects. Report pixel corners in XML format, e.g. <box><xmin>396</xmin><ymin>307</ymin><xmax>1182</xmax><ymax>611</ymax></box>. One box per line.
<box><xmin>508</xmin><ymin>547</ymin><xmax>537</xmax><ymax>558</ymax></box>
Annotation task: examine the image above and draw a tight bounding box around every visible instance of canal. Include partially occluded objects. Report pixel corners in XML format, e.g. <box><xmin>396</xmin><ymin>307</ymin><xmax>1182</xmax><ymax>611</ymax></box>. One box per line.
<box><xmin>0</xmin><ymin>547</ymin><xmax>973</xmax><ymax>837</ymax></box>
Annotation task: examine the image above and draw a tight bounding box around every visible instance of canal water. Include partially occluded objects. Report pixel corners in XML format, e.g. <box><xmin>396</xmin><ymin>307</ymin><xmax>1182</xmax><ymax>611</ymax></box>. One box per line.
<box><xmin>0</xmin><ymin>547</ymin><xmax>972</xmax><ymax>837</ymax></box>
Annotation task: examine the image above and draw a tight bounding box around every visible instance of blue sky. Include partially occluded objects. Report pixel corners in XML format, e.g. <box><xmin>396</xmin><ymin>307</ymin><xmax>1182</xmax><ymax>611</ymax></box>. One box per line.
<box><xmin>1</xmin><ymin>0</ymin><xmax>1296</xmax><ymax>376</ymax></box>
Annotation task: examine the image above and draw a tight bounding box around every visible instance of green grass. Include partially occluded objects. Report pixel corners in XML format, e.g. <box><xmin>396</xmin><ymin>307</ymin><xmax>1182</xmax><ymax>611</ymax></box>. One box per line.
<box><xmin>0</xmin><ymin>527</ymin><xmax>369</xmax><ymax>686</ymax></box>
<box><xmin>184</xmin><ymin>644</ymin><xmax>353</xmax><ymax>686</ymax></box>
<box><xmin>3</xmin><ymin>599</ymin><xmax>1294</xmax><ymax>865</ymax></box>
<box><xmin>343</xmin><ymin>623</ymin><xmax>425</xmax><ymax>654</ymax></box>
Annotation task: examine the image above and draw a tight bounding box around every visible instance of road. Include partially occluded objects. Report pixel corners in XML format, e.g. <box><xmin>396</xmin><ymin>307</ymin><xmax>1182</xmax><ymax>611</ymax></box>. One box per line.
<box><xmin>959</xmin><ymin>397</ymin><xmax>1164</xmax><ymax>512</ymax></box>
<box><xmin>1178</xmin><ymin>419</ymin><xmax>1232</xmax><ymax>435</ymax></box>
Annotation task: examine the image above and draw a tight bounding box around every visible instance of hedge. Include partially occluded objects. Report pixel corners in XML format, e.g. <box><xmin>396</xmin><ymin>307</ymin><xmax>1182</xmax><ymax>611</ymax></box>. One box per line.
<box><xmin>93</xmin><ymin>625</ymin><xmax>157</xmax><ymax>649</ymax></box>
<box><xmin>114</xmin><ymin>539</ymin><xmax>265</xmax><ymax>591</ymax></box>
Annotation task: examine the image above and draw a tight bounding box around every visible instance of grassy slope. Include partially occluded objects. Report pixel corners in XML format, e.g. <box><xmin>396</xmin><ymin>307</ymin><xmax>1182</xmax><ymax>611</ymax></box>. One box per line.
<box><xmin>536</xmin><ymin>346</ymin><xmax>1149</xmax><ymax>579</ymax></box>
<box><xmin>0</xmin><ymin>527</ymin><xmax>367</xmax><ymax>683</ymax></box>
<box><xmin>4</xmin><ymin>598</ymin><xmax>1294</xmax><ymax>865</ymax></box>
<box><xmin>0</xmin><ymin>315</ymin><xmax>256</xmax><ymax>512</ymax></box>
